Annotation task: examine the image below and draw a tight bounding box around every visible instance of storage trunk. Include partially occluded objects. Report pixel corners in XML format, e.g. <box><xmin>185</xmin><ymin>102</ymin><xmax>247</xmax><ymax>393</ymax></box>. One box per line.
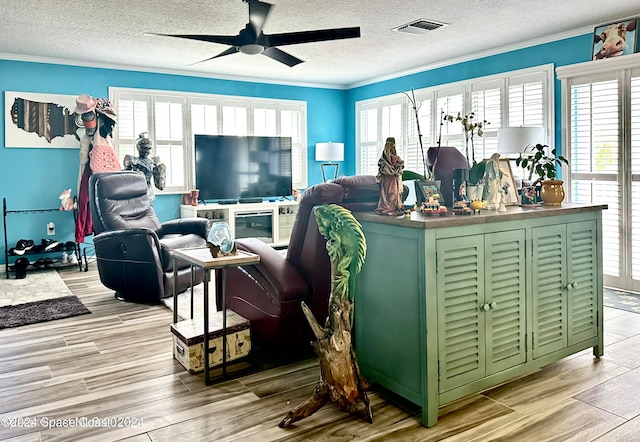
<box><xmin>170</xmin><ymin>310</ymin><xmax>251</xmax><ymax>374</ymax></box>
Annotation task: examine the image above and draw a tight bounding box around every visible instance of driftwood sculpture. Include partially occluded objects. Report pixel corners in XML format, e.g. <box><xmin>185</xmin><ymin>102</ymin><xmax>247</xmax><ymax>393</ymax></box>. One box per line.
<box><xmin>279</xmin><ymin>204</ymin><xmax>372</xmax><ymax>427</ymax></box>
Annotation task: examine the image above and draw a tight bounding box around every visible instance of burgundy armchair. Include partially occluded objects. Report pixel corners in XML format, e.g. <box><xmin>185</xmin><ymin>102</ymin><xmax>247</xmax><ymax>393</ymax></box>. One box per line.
<box><xmin>222</xmin><ymin>175</ymin><xmax>406</xmax><ymax>350</ymax></box>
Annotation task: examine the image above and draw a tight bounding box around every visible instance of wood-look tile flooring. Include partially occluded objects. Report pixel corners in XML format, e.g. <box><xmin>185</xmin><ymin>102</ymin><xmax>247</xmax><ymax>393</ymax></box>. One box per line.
<box><xmin>1</xmin><ymin>267</ymin><xmax>640</xmax><ymax>441</ymax></box>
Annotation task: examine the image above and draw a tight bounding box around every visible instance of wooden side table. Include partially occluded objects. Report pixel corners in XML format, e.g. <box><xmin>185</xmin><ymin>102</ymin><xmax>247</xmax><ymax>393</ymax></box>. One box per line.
<box><xmin>172</xmin><ymin>247</ymin><xmax>260</xmax><ymax>385</ymax></box>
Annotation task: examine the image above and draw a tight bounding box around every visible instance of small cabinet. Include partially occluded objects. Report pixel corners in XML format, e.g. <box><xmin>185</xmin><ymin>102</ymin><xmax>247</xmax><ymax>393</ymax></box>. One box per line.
<box><xmin>436</xmin><ymin>229</ymin><xmax>526</xmax><ymax>393</ymax></box>
<box><xmin>531</xmin><ymin>220</ymin><xmax>599</xmax><ymax>358</ymax></box>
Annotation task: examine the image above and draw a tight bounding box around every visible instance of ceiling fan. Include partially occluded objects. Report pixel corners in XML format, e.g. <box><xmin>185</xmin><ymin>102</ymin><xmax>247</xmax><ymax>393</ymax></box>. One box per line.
<box><xmin>146</xmin><ymin>0</ymin><xmax>361</xmax><ymax>67</ymax></box>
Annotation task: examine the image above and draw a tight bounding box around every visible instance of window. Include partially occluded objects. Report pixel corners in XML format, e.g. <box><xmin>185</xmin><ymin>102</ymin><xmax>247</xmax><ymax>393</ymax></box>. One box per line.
<box><xmin>356</xmin><ymin>65</ymin><xmax>553</xmax><ymax>175</ymax></box>
<box><xmin>558</xmin><ymin>56</ymin><xmax>640</xmax><ymax>291</ymax></box>
<box><xmin>110</xmin><ymin>88</ymin><xmax>307</xmax><ymax>193</ymax></box>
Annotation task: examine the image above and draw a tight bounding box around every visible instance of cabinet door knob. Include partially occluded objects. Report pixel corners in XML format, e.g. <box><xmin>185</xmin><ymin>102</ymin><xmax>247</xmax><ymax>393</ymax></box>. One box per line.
<box><xmin>565</xmin><ymin>282</ymin><xmax>577</xmax><ymax>290</ymax></box>
<box><xmin>490</xmin><ymin>301</ymin><xmax>497</xmax><ymax>309</ymax></box>
<box><xmin>481</xmin><ymin>303</ymin><xmax>491</xmax><ymax>312</ymax></box>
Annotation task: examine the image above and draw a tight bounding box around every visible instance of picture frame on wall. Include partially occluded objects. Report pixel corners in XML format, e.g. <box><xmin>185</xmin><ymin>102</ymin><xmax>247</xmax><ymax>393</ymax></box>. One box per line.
<box><xmin>592</xmin><ymin>18</ymin><xmax>637</xmax><ymax>60</ymax></box>
<box><xmin>415</xmin><ymin>180</ymin><xmax>445</xmax><ymax>205</ymax></box>
<box><xmin>498</xmin><ymin>159</ymin><xmax>519</xmax><ymax>206</ymax></box>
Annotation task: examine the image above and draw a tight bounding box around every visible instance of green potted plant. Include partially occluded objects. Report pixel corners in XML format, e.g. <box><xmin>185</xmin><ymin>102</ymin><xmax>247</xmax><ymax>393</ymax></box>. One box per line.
<box><xmin>515</xmin><ymin>143</ymin><xmax>569</xmax><ymax>205</ymax></box>
<box><xmin>467</xmin><ymin>159</ymin><xmax>486</xmax><ymax>200</ymax></box>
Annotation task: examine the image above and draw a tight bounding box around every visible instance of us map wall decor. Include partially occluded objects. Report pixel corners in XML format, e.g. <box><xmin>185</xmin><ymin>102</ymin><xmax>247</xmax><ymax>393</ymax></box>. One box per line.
<box><xmin>4</xmin><ymin>91</ymin><xmax>80</xmax><ymax>148</ymax></box>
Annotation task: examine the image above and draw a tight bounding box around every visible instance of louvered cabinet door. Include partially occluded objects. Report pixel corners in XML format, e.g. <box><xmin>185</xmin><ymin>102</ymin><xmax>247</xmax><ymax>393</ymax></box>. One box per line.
<box><xmin>566</xmin><ymin>220</ymin><xmax>599</xmax><ymax>345</ymax></box>
<box><xmin>484</xmin><ymin>230</ymin><xmax>527</xmax><ymax>375</ymax></box>
<box><xmin>531</xmin><ymin>224</ymin><xmax>568</xmax><ymax>358</ymax></box>
<box><xmin>436</xmin><ymin>235</ymin><xmax>485</xmax><ymax>393</ymax></box>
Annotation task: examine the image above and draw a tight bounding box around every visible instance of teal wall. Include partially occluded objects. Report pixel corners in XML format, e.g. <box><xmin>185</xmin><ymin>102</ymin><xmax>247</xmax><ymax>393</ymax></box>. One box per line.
<box><xmin>0</xmin><ymin>60</ymin><xmax>346</xmax><ymax>261</ymax></box>
<box><xmin>0</xmin><ymin>31</ymin><xmax>594</xmax><ymax>264</ymax></box>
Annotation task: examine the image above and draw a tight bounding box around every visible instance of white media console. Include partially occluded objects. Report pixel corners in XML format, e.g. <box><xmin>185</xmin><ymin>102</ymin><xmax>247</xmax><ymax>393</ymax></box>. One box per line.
<box><xmin>180</xmin><ymin>200</ymin><xmax>299</xmax><ymax>248</ymax></box>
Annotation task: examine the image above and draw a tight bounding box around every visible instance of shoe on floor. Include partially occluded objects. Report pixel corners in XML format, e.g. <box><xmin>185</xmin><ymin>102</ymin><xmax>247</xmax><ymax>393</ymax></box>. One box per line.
<box><xmin>68</xmin><ymin>253</ymin><xmax>79</xmax><ymax>265</ymax></box>
<box><xmin>14</xmin><ymin>257</ymin><xmax>30</xmax><ymax>279</ymax></box>
<box><xmin>34</xmin><ymin>258</ymin><xmax>46</xmax><ymax>269</ymax></box>
<box><xmin>61</xmin><ymin>252</ymin><xmax>69</xmax><ymax>264</ymax></box>
<box><xmin>43</xmin><ymin>257</ymin><xmax>54</xmax><ymax>268</ymax></box>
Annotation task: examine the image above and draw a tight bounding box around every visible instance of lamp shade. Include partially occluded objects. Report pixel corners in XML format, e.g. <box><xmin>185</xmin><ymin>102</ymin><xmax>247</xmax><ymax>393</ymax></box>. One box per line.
<box><xmin>315</xmin><ymin>142</ymin><xmax>344</xmax><ymax>162</ymax></box>
<box><xmin>497</xmin><ymin>127</ymin><xmax>545</xmax><ymax>155</ymax></box>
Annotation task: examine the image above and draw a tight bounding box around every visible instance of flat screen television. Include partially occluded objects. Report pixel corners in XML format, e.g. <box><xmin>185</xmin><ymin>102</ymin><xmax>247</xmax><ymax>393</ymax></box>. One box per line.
<box><xmin>194</xmin><ymin>134</ymin><xmax>293</xmax><ymax>202</ymax></box>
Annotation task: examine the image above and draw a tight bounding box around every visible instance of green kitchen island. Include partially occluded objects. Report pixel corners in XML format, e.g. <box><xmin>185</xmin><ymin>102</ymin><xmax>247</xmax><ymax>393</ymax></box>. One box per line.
<box><xmin>353</xmin><ymin>203</ymin><xmax>606</xmax><ymax>427</ymax></box>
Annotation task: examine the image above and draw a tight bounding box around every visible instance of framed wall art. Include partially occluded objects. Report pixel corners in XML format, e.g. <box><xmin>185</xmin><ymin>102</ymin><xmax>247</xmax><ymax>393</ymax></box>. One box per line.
<box><xmin>498</xmin><ymin>159</ymin><xmax>519</xmax><ymax>205</ymax></box>
<box><xmin>592</xmin><ymin>18</ymin><xmax>637</xmax><ymax>60</ymax></box>
<box><xmin>5</xmin><ymin>91</ymin><xmax>81</xmax><ymax>148</ymax></box>
<box><xmin>415</xmin><ymin>180</ymin><xmax>445</xmax><ymax>204</ymax></box>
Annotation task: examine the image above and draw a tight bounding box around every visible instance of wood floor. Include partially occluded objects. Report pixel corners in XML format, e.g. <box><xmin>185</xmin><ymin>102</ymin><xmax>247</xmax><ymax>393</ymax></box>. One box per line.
<box><xmin>1</xmin><ymin>267</ymin><xmax>640</xmax><ymax>441</ymax></box>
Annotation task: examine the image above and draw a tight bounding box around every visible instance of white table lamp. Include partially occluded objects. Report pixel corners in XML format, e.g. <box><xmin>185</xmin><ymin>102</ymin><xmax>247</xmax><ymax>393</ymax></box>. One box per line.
<box><xmin>497</xmin><ymin>127</ymin><xmax>545</xmax><ymax>156</ymax></box>
<box><xmin>315</xmin><ymin>142</ymin><xmax>344</xmax><ymax>182</ymax></box>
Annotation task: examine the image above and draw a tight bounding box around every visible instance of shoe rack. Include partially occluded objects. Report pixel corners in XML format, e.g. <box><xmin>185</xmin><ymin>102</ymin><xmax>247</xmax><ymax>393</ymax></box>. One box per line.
<box><xmin>3</xmin><ymin>197</ymin><xmax>82</xmax><ymax>279</ymax></box>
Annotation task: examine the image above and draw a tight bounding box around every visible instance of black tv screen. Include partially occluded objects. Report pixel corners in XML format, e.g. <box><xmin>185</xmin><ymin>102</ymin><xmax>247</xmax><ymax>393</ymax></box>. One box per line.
<box><xmin>194</xmin><ymin>135</ymin><xmax>293</xmax><ymax>202</ymax></box>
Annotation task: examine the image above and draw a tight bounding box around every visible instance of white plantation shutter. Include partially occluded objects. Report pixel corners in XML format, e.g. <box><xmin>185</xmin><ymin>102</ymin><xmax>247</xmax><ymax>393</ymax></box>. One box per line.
<box><xmin>508</xmin><ymin>72</ymin><xmax>545</xmax><ymax>127</ymax></box>
<box><xmin>358</xmin><ymin>104</ymin><xmax>380</xmax><ymax>176</ymax></box>
<box><xmin>253</xmin><ymin>103</ymin><xmax>277</xmax><ymax>136</ymax></box>
<box><xmin>191</xmin><ymin>102</ymin><xmax>218</xmax><ymax>135</ymax></box>
<box><xmin>154</xmin><ymin>96</ymin><xmax>185</xmax><ymax>189</ymax></box>
<box><xmin>567</xmin><ymin>75</ymin><xmax>620</xmax><ymax>280</ymax></box>
<box><xmin>111</xmin><ymin>88</ymin><xmax>307</xmax><ymax>193</ymax></box>
<box><xmin>356</xmin><ymin>65</ymin><xmax>553</xmax><ymax>179</ymax></box>
<box><xmin>115</xmin><ymin>96</ymin><xmax>149</xmax><ymax>165</ymax></box>
<box><xmin>471</xmin><ymin>80</ymin><xmax>501</xmax><ymax>161</ymax></box>
<box><xmin>437</xmin><ymin>88</ymin><xmax>465</xmax><ymax>153</ymax></box>
<box><xmin>406</xmin><ymin>94</ymin><xmax>431</xmax><ymax>177</ymax></box>
<box><xmin>279</xmin><ymin>104</ymin><xmax>306</xmax><ymax>190</ymax></box>
<box><xmin>222</xmin><ymin>100</ymin><xmax>248</xmax><ymax>136</ymax></box>
<box><xmin>631</xmin><ymin>72</ymin><xmax>640</xmax><ymax>281</ymax></box>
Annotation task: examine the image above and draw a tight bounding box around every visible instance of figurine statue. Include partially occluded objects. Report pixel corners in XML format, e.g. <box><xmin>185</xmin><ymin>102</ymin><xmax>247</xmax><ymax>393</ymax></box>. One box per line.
<box><xmin>375</xmin><ymin>137</ymin><xmax>405</xmax><ymax>216</ymax></box>
<box><xmin>280</xmin><ymin>204</ymin><xmax>372</xmax><ymax>427</ymax></box>
<box><xmin>123</xmin><ymin>132</ymin><xmax>167</xmax><ymax>201</ymax></box>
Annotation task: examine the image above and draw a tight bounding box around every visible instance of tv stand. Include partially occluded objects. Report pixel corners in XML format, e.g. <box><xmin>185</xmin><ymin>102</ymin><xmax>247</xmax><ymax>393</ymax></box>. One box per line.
<box><xmin>180</xmin><ymin>200</ymin><xmax>298</xmax><ymax>247</ymax></box>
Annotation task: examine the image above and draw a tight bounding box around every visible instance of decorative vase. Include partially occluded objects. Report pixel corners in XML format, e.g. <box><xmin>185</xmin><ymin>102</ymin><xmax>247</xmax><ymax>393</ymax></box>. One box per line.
<box><xmin>467</xmin><ymin>185</ymin><xmax>483</xmax><ymax>201</ymax></box>
<box><xmin>190</xmin><ymin>189</ymin><xmax>200</xmax><ymax>206</ymax></box>
<box><xmin>540</xmin><ymin>180</ymin><xmax>565</xmax><ymax>205</ymax></box>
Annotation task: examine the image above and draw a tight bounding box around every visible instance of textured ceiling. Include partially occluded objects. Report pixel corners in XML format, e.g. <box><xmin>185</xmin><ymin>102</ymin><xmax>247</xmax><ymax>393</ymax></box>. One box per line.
<box><xmin>0</xmin><ymin>0</ymin><xmax>638</xmax><ymax>88</ymax></box>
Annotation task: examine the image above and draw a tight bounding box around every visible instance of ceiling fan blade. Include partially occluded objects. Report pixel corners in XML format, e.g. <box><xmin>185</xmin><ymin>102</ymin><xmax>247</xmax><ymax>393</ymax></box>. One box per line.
<box><xmin>145</xmin><ymin>32</ymin><xmax>241</xmax><ymax>47</ymax></box>
<box><xmin>248</xmin><ymin>0</ymin><xmax>272</xmax><ymax>34</ymax></box>
<box><xmin>262</xmin><ymin>47</ymin><xmax>303</xmax><ymax>67</ymax></box>
<box><xmin>188</xmin><ymin>47</ymin><xmax>239</xmax><ymax>66</ymax></box>
<box><xmin>263</xmin><ymin>27</ymin><xmax>361</xmax><ymax>47</ymax></box>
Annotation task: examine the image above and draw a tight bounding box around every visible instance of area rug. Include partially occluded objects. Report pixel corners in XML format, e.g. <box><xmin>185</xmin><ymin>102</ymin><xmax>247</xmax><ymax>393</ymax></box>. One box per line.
<box><xmin>0</xmin><ymin>296</ymin><xmax>91</xmax><ymax>328</ymax></box>
<box><xmin>0</xmin><ymin>270</ymin><xmax>91</xmax><ymax>328</ymax></box>
<box><xmin>0</xmin><ymin>269</ymin><xmax>73</xmax><ymax>307</ymax></box>
<box><xmin>604</xmin><ymin>287</ymin><xmax>640</xmax><ymax>314</ymax></box>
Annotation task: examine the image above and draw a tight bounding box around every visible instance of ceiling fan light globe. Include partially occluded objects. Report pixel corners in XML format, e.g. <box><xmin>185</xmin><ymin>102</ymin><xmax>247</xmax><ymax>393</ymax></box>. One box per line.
<box><xmin>239</xmin><ymin>44</ymin><xmax>265</xmax><ymax>55</ymax></box>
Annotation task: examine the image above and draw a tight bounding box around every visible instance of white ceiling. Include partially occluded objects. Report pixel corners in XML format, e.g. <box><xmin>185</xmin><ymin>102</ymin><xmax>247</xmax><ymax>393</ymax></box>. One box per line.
<box><xmin>1</xmin><ymin>0</ymin><xmax>638</xmax><ymax>88</ymax></box>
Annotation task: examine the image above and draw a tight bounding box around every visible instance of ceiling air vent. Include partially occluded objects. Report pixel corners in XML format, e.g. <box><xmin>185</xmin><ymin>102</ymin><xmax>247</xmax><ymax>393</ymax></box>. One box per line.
<box><xmin>393</xmin><ymin>19</ymin><xmax>448</xmax><ymax>35</ymax></box>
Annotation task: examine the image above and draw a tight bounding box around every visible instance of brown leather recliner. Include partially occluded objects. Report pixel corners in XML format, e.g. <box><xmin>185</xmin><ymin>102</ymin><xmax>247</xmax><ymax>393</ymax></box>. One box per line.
<box><xmin>222</xmin><ymin>175</ymin><xmax>406</xmax><ymax>350</ymax></box>
<box><xmin>89</xmin><ymin>171</ymin><xmax>209</xmax><ymax>304</ymax></box>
